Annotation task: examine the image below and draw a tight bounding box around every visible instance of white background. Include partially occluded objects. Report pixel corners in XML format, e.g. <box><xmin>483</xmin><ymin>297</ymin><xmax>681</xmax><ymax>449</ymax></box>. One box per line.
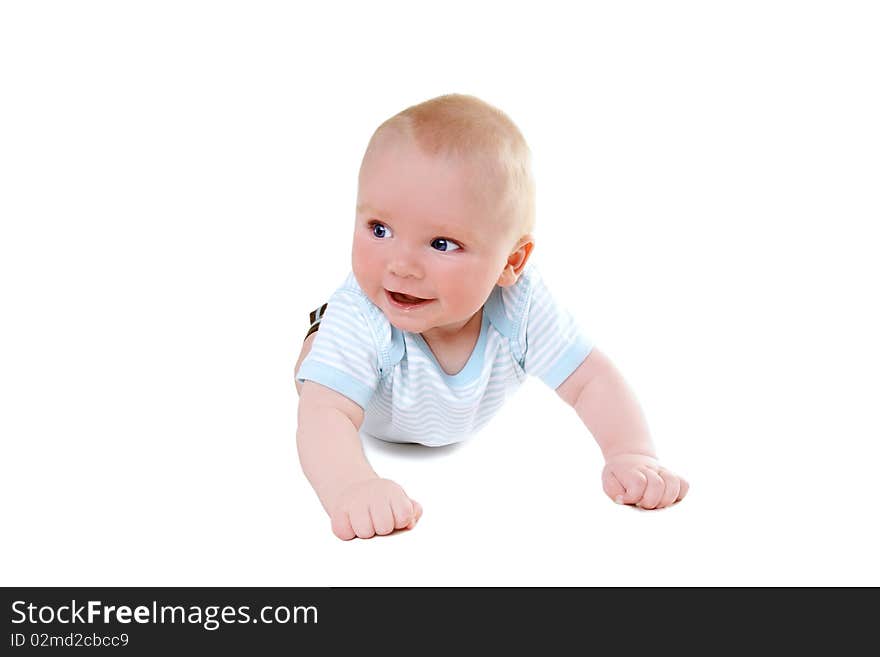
<box><xmin>2</xmin><ymin>1</ymin><xmax>878</xmax><ymax>586</ymax></box>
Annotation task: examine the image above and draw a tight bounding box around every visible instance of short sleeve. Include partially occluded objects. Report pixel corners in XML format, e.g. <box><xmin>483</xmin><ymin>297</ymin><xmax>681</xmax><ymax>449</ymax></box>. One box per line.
<box><xmin>295</xmin><ymin>289</ymin><xmax>381</xmax><ymax>408</ymax></box>
<box><xmin>521</xmin><ymin>271</ymin><xmax>593</xmax><ymax>389</ymax></box>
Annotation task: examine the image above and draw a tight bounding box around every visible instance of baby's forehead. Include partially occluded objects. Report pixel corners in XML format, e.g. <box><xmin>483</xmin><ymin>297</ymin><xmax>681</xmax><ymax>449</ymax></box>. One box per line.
<box><xmin>359</xmin><ymin>132</ymin><xmax>520</xmax><ymax>235</ymax></box>
<box><xmin>366</xmin><ymin>142</ymin><xmax>506</xmax><ymax>199</ymax></box>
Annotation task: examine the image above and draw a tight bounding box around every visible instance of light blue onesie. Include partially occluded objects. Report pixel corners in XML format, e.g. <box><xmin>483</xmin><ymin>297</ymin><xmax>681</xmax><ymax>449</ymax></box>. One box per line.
<box><xmin>296</xmin><ymin>263</ymin><xmax>592</xmax><ymax>446</ymax></box>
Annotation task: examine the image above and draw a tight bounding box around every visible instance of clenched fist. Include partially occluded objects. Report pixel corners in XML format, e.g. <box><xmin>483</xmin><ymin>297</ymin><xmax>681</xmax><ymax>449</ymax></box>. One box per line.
<box><xmin>328</xmin><ymin>478</ymin><xmax>423</xmax><ymax>540</ymax></box>
<box><xmin>602</xmin><ymin>453</ymin><xmax>689</xmax><ymax>510</ymax></box>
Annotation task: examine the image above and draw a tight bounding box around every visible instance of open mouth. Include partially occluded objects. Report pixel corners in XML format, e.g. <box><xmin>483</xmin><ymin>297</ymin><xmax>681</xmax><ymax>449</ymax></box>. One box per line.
<box><xmin>386</xmin><ymin>289</ymin><xmax>433</xmax><ymax>308</ymax></box>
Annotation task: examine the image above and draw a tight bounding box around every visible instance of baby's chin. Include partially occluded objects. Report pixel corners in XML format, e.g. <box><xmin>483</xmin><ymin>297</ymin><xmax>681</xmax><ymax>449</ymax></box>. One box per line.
<box><xmin>381</xmin><ymin>308</ymin><xmax>437</xmax><ymax>333</ymax></box>
<box><xmin>386</xmin><ymin>317</ymin><xmax>427</xmax><ymax>333</ymax></box>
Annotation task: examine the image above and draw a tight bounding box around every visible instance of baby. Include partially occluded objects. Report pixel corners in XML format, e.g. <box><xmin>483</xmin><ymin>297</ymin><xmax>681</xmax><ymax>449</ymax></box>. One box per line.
<box><xmin>295</xmin><ymin>94</ymin><xmax>688</xmax><ymax>540</ymax></box>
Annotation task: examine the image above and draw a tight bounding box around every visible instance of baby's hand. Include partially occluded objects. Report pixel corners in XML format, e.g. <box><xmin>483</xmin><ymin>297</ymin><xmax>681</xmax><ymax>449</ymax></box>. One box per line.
<box><xmin>601</xmin><ymin>453</ymin><xmax>689</xmax><ymax>510</ymax></box>
<box><xmin>327</xmin><ymin>478</ymin><xmax>423</xmax><ymax>540</ymax></box>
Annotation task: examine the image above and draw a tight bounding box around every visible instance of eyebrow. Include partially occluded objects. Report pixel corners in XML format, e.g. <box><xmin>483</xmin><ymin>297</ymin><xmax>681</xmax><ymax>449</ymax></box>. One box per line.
<box><xmin>356</xmin><ymin>203</ymin><xmax>393</xmax><ymax>220</ymax></box>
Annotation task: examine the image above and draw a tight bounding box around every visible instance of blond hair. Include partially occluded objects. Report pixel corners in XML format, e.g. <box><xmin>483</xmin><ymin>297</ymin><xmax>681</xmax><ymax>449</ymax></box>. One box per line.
<box><xmin>359</xmin><ymin>94</ymin><xmax>536</xmax><ymax>236</ymax></box>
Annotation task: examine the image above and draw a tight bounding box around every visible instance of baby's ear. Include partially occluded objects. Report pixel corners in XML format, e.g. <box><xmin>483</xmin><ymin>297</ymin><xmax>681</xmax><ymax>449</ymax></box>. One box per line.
<box><xmin>497</xmin><ymin>236</ymin><xmax>534</xmax><ymax>287</ymax></box>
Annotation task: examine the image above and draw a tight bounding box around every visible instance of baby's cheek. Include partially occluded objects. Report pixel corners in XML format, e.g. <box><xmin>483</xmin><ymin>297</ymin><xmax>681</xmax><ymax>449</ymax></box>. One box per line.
<box><xmin>437</xmin><ymin>269</ymin><xmax>489</xmax><ymax>312</ymax></box>
<box><xmin>443</xmin><ymin>279</ymin><xmax>470</xmax><ymax>303</ymax></box>
<box><xmin>352</xmin><ymin>240</ymin><xmax>381</xmax><ymax>282</ymax></box>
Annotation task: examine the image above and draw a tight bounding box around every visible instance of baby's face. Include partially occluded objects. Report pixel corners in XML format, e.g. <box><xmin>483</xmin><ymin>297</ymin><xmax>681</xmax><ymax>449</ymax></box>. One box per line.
<box><xmin>352</xmin><ymin>135</ymin><xmax>517</xmax><ymax>335</ymax></box>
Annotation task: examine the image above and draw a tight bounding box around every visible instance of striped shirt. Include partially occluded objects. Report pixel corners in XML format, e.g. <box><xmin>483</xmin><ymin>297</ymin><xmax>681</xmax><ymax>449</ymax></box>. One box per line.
<box><xmin>295</xmin><ymin>263</ymin><xmax>593</xmax><ymax>446</ymax></box>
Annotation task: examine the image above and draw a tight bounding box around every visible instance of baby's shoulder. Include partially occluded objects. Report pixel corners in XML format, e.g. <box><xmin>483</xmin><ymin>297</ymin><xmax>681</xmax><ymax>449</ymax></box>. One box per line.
<box><xmin>329</xmin><ymin>272</ymin><xmax>371</xmax><ymax>307</ymax></box>
<box><xmin>327</xmin><ymin>272</ymin><xmax>385</xmax><ymax>328</ymax></box>
<box><xmin>489</xmin><ymin>262</ymin><xmax>542</xmax><ymax>326</ymax></box>
<box><xmin>482</xmin><ymin>263</ymin><xmax>542</xmax><ymax>361</ymax></box>
<box><xmin>328</xmin><ymin>273</ymin><xmax>402</xmax><ymax>371</ymax></box>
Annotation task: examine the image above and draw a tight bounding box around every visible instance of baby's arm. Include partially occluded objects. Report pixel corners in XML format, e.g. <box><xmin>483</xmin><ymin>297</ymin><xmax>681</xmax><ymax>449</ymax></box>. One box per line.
<box><xmin>297</xmin><ymin>381</ymin><xmax>422</xmax><ymax>539</ymax></box>
<box><xmin>556</xmin><ymin>348</ymin><xmax>689</xmax><ymax>509</ymax></box>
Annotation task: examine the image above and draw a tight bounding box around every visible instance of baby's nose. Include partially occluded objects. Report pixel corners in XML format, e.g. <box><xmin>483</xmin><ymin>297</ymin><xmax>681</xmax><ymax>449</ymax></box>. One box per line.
<box><xmin>388</xmin><ymin>256</ymin><xmax>423</xmax><ymax>279</ymax></box>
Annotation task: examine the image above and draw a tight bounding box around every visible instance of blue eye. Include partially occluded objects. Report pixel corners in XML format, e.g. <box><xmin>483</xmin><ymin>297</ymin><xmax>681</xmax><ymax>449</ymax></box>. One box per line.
<box><xmin>431</xmin><ymin>238</ymin><xmax>461</xmax><ymax>252</ymax></box>
<box><xmin>370</xmin><ymin>222</ymin><xmax>390</xmax><ymax>239</ymax></box>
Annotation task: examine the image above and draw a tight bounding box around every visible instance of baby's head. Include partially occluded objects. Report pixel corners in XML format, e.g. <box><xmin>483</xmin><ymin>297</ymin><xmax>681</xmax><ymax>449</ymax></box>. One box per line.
<box><xmin>352</xmin><ymin>93</ymin><xmax>536</xmax><ymax>334</ymax></box>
